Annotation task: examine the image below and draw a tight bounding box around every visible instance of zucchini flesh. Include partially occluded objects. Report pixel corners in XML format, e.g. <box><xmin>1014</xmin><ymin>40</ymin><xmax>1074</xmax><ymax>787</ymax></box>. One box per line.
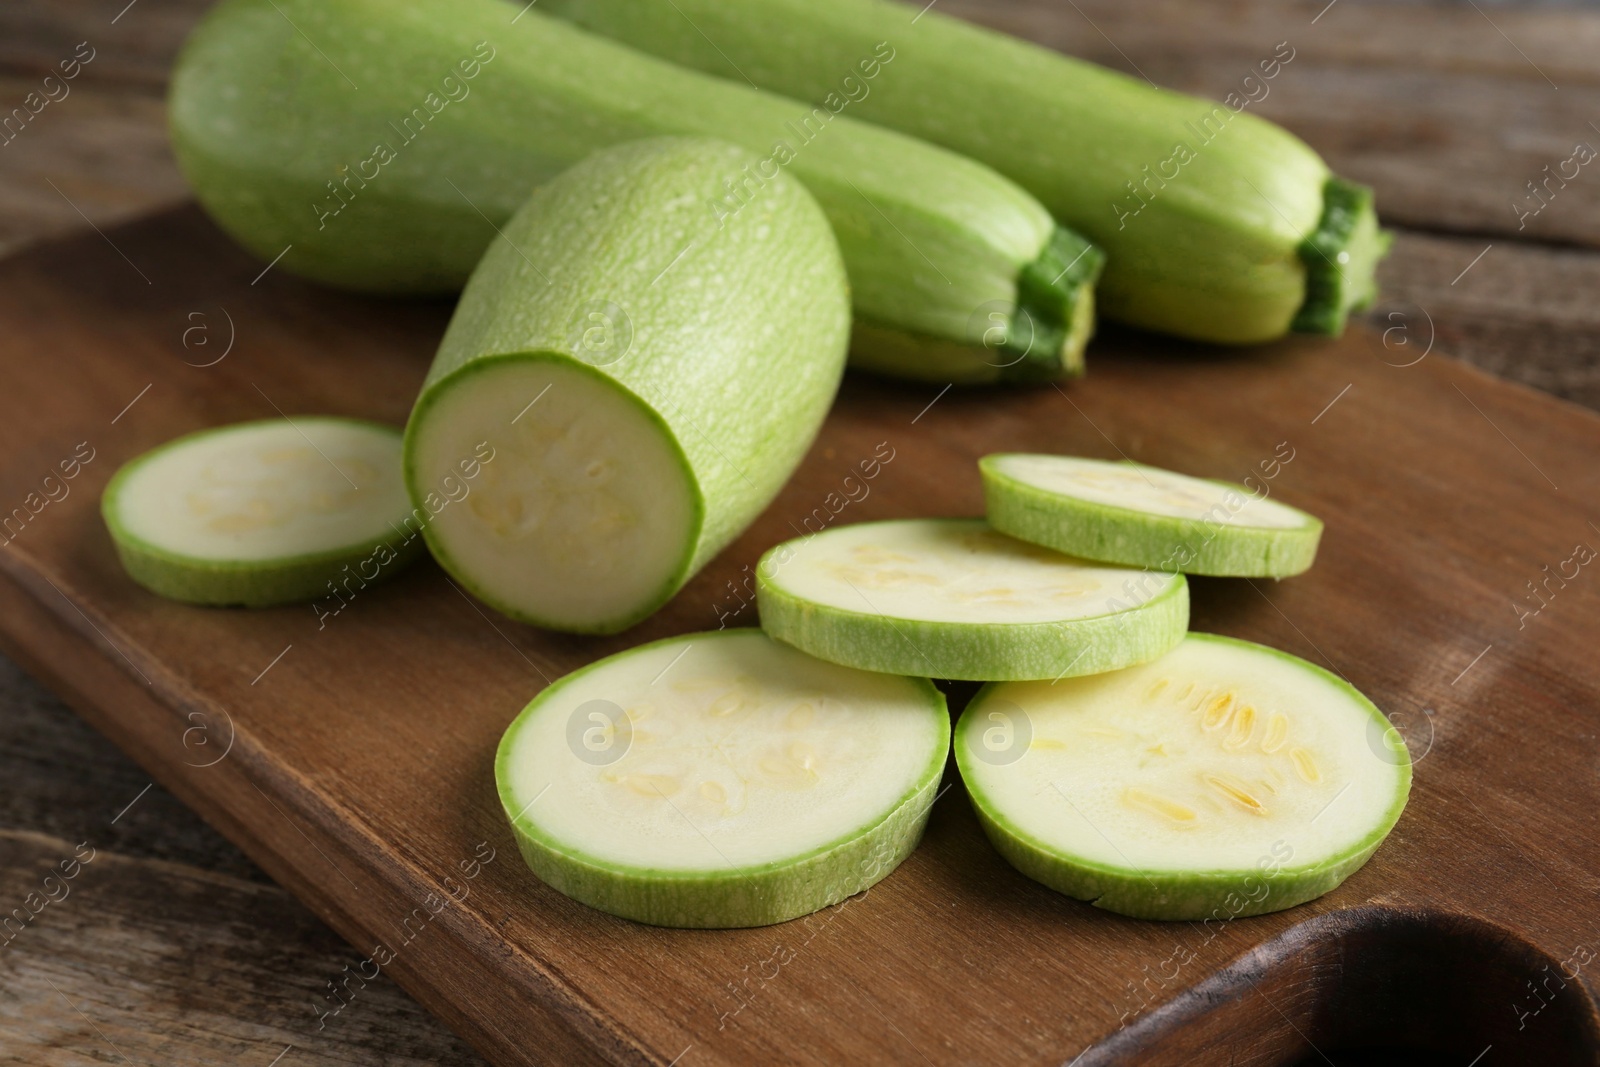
<box><xmin>169</xmin><ymin>0</ymin><xmax>1099</xmax><ymax>382</ymax></box>
<box><xmin>496</xmin><ymin>629</ymin><xmax>950</xmax><ymax>928</ymax></box>
<box><xmin>956</xmin><ymin>633</ymin><xmax>1411</xmax><ymax>920</ymax></box>
<box><xmin>756</xmin><ymin>518</ymin><xmax>1188</xmax><ymax>681</ymax></box>
<box><xmin>404</xmin><ymin>138</ymin><xmax>849</xmax><ymax>634</ymax></box>
<box><xmin>541</xmin><ymin>0</ymin><xmax>1386</xmax><ymax>342</ymax></box>
<box><xmin>101</xmin><ymin>418</ymin><xmax>422</xmax><ymax>606</ymax></box>
<box><xmin>980</xmin><ymin>454</ymin><xmax>1322</xmax><ymax>577</ymax></box>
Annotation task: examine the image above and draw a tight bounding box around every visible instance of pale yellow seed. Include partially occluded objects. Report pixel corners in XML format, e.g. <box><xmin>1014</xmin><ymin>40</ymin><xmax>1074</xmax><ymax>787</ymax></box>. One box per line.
<box><xmin>623</xmin><ymin>774</ymin><xmax>681</xmax><ymax>798</ymax></box>
<box><xmin>1204</xmin><ymin>774</ymin><xmax>1268</xmax><ymax>816</ymax></box>
<box><xmin>1085</xmin><ymin>727</ymin><xmax>1123</xmax><ymax>740</ymax></box>
<box><xmin>758</xmin><ymin>746</ymin><xmax>819</xmax><ymax>780</ymax></box>
<box><xmin>699</xmin><ymin>781</ymin><xmax>727</xmax><ymax>805</ymax></box>
<box><xmin>786</xmin><ymin>702</ymin><xmax>815</xmax><ymax>730</ymax></box>
<box><xmin>1261</xmin><ymin>712</ymin><xmax>1289</xmax><ymax>754</ymax></box>
<box><xmin>626</xmin><ymin>703</ymin><xmax>654</xmax><ymax>723</ymax></box>
<box><xmin>707</xmin><ymin>690</ymin><xmax>746</xmax><ymax>717</ymax></box>
<box><xmin>1224</xmin><ymin>705</ymin><xmax>1257</xmax><ymax>750</ymax></box>
<box><xmin>1124</xmin><ymin>787</ymin><xmax>1198</xmax><ymax>824</ymax></box>
<box><xmin>1177</xmin><ymin>681</ymin><xmax>1195</xmax><ymax>703</ymax></box>
<box><xmin>1030</xmin><ymin>738</ymin><xmax>1068</xmax><ymax>751</ymax></box>
<box><xmin>1145</xmin><ymin>678</ymin><xmax>1170</xmax><ymax>701</ymax></box>
<box><xmin>1201</xmin><ymin>693</ymin><xmax>1234</xmax><ymax>732</ymax></box>
<box><xmin>1290</xmin><ymin>747</ymin><xmax>1323</xmax><ymax>784</ymax></box>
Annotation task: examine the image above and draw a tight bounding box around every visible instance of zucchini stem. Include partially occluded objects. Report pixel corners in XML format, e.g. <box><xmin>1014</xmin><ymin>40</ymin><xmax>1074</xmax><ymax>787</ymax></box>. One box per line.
<box><xmin>1291</xmin><ymin>177</ymin><xmax>1392</xmax><ymax>336</ymax></box>
<box><xmin>1003</xmin><ymin>227</ymin><xmax>1106</xmax><ymax>384</ymax></box>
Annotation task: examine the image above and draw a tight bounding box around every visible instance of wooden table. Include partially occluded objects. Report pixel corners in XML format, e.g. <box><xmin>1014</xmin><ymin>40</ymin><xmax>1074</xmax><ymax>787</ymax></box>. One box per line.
<box><xmin>1</xmin><ymin>1</ymin><xmax>1596</xmax><ymax>1065</ymax></box>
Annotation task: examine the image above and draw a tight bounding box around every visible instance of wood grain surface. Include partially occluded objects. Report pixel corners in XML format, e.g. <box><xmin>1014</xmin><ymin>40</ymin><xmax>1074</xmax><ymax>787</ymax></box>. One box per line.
<box><xmin>1</xmin><ymin>1</ymin><xmax>1598</xmax><ymax>1065</ymax></box>
<box><xmin>3</xmin><ymin>201</ymin><xmax>1599</xmax><ymax>1065</ymax></box>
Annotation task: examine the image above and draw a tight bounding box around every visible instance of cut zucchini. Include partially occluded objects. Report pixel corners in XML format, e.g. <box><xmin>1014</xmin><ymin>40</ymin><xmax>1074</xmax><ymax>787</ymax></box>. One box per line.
<box><xmin>404</xmin><ymin>138</ymin><xmax>849</xmax><ymax>634</ymax></box>
<box><xmin>955</xmin><ymin>633</ymin><xmax>1411</xmax><ymax>920</ymax></box>
<box><xmin>102</xmin><ymin>418</ymin><xmax>421</xmax><ymax>606</ymax></box>
<box><xmin>756</xmin><ymin>518</ymin><xmax>1188</xmax><ymax>681</ymax></box>
<box><xmin>169</xmin><ymin>0</ymin><xmax>1100</xmax><ymax>383</ymax></box>
<box><xmin>980</xmin><ymin>454</ymin><xmax>1322</xmax><ymax>578</ymax></box>
<box><xmin>541</xmin><ymin>0</ymin><xmax>1388</xmax><ymax>342</ymax></box>
<box><xmin>496</xmin><ymin>629</ymin><xmax>950</xmax><ymax>928</ymax></box>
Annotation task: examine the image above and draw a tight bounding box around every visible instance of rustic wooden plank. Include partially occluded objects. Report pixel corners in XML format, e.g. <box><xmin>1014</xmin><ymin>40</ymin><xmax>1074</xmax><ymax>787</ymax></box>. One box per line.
<box><xmin>2</xmin><ymin>200</ymin><xmax>1598</xmax><ymax>1066</ymax></box>
<box><xmin>0</xmin><ymin>0</ymin><xmax>209</xmax><ymax>88</ymax></box>
<box><xmin>0</xmin><ymin>830</ymin><xmax>484</xmax><ymax>1066</ymax></box>
<box><xmin>0</xmin><ymin>75</ymin><xmax>185</xmax><ymax>259</ymax></box>
<box><xmin>0</xmin><ymin>657</ymin><xmax>487</xmax><ymax>1066</ymax></box>
<box><xmin>1370</xmin><ymin>229</ymin><xmax>1600</xmax><ymax>410</ymax></box>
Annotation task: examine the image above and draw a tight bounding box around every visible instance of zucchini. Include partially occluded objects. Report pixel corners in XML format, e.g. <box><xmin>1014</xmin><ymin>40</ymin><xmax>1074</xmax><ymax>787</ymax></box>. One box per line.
<box><xmin>102</xmin><ymin>418</ymin><xmax>423</xmax><ymax>606</ymax></box>
<box><xmin>755</xmin><ymin>518</ymin><xmax>1188</xmax><ymax>681</ymax></box>
<box><xmin>980</xmin><ymin>454</ymin><xmax>1322</xmax><ymax>577</ymax></box>
<box><xmin>955</xmin><ymin>633</ymin><xmax>1411</xmax><ymax>920</ymax></box>
<box><xmin>541</xmin><ymin>0</ymin><xmax>1389</xmax><ymax>342</ymax></box>
<box><xmin>168</xmin><ymin>0</ymin><xmax>1102</xmax><ymax>383</ymax></box>
<box><xmin>404</xmin><ymin>137</ymin><xmax>849</xmax><ymax>634</ymax></box>
<box><xmin>496</xmin><ymin>629</ymin><xmax>950</xmax><ymax>927</ymax></box>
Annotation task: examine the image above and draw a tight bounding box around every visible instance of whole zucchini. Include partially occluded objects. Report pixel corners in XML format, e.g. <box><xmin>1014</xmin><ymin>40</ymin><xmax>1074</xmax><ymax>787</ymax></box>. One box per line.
<box><xmin>168</xmin><ymin>0</ymin><xmax>1101</xmax><ymax>383</ymax></box>
<box><xmin>541</xmin><ymin>0</ymin><xmax>1389</xmax><ymax>343</ymax></box>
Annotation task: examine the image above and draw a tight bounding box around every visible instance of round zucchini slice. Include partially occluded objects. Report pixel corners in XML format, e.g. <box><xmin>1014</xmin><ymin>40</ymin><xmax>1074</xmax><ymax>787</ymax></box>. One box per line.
<box><xmin>955</xmin><ymin>633</ymin><xmax>1411</xmax><ymax>920</ymax></box>
<box><xmin>756</xmin><ymin>518</ymin><xmax>1187</xmax><ymax>681</ymax></box>
<box><xmin>495</xmin><ymin>629</ymin><xmax>949</xmax><ymax>928</ymax></box>
<box><xmin>980</xmin><ymin>453</ymin><xmax>1322</xmax><ymax>577</ymax></box>
<box><xmin>102</xmin><ymin>418</ymin><xmax>421</xmax><ymax>606</ymax></box>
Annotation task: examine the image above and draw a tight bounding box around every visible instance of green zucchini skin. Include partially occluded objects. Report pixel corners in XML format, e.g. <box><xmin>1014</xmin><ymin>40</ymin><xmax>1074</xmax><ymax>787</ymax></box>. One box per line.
<box><xmin>168</xmin><ymin>0</ymin><xmax>1097</xmax><ymax>381</ymax></box>
<box><xmin>404</xmin><ymin>137</ymin><xmax>849</xmax><ymax>633</ymax></box>
<box><xmin>758</xmin><ymin>574</ymin><xmax>1188</xmax><ymax>681</ymax></box>
<box><xmin>979</xmin><ymin>456</ymin><xmax>1324</xmax><ymax>578</ymax></box>
<box><xmin>101</xmin><ymin>419</ymin><xmax>425</xmax><ymax>608</ymax></box>
<box><xmin>541</xmin><ymin>0</ymin><xmax>1385</xmax><ymax>342</ymax></box>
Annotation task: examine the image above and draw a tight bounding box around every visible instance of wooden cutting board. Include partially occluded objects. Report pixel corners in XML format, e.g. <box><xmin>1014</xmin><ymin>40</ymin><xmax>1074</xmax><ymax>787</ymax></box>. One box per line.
<box><xmin>2</xmin><ymin>205</ymin><xmax>1597</xmax><ymax>1066</ymax></box>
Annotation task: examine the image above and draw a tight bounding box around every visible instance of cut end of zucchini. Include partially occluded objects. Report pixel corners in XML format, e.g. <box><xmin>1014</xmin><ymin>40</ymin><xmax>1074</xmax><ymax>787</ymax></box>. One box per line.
<box><xmin>756</xmin><ymin>518</ymin><xmax>1187</xmax><ymax>681</ymax></box>
<box><xmin>496</xmin><ymin>629</ymin><xmax>950</xmax><ymax>928</ymax></box>
<box><xmin>956</xmin><ymin>633</ymin><xmax>1411</xmax><ymax>920</ymax></box>
<box><xmin>405</xmin><ymin>356</ymin><xmax>700</xmax><ymax>635</ymax></box>
<box><xmin>1291</xmin><ymin>177</ymin><xmax>1391</xmax><ymax>337</ymax></box>
<box><xmin>102</xmin><ymin>418</ymin><xmax>422</xmax><ymax>606</ymax></box>
<box><xmin>981</xmin><ymin>454</ymin><xmax>1322</xmax><ymax>577</ymax></box>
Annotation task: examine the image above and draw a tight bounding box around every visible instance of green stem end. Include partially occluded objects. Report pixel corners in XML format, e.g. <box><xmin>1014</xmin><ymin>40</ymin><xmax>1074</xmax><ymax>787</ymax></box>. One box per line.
<box><xmin>1291</xmin><ymin>177</ymin><xmax>1393</xmax><ymax>337</ymax></box>
<box><xmin>1003</xmin><ymin>226</ymin><xmax>1106</xmax><ymax>384</ymax></box>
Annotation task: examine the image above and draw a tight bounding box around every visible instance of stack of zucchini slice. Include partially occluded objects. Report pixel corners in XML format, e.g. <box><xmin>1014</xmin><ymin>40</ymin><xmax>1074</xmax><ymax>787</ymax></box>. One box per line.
<box><xmin>489</xmin><ymin>447</ymin><xmax>1411</xmax><ymax>927</ymax></box>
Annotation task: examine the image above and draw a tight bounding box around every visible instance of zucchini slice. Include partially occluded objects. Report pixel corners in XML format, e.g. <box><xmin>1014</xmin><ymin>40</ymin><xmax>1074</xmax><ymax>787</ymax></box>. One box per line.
<box><xmin>169</xmin><ymin>0</ymin><xmax>1099</xmax><ymax>383</ymax></box>
<box><xmin>955</xmin><ymin>633</ymin><xmax>1411</xmax><ymax>920</ymax></box>
<box><xmin>756</xmin><ymin>518</ymin><xmax>1188</xmax><ymax>681</ymax></box>
<box><xmin>496</xmin><ymin>629</ymin><xmax>950</xmax><ymax>928</ymax></box>
<box><xmin>980</xmin><ymin>454</ymin><xmax>1322</xmax><ymax>578</ymax></box>
<box><xmin>404</xmin><ymin>138</ymin><xmax>849</xmax><ymax>634</ymax></box>
<box><xmin>102</xmin><ymin>418</ymin><xmax>421</xmax><ymax>606</ymax></box>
